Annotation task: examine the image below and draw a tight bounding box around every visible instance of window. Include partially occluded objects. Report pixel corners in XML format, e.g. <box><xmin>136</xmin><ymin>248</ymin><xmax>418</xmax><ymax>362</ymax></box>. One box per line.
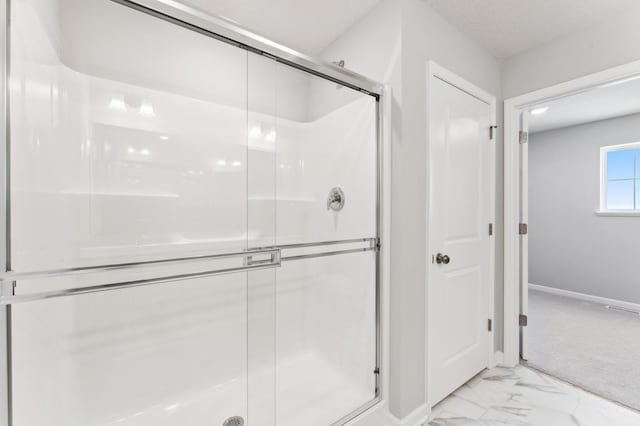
<box><xmin>600</xmin><ymin>142</ymin><xmax>640</xmax><ymax>213</ymax></box>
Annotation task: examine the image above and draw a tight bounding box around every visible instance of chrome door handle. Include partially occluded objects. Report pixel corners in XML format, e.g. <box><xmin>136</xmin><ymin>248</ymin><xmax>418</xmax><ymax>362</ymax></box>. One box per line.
<box><xmin>435</xmin><ymin>253</ymin><xmax>450</xmax><ymax>265</ymax></box>
<box><xmin>245</xmin><ymin>249</ymin><xmax>281</xmax><ymax>266</ymax></box>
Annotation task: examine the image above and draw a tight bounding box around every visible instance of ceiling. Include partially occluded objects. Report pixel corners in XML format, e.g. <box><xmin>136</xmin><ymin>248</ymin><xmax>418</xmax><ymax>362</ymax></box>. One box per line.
<box><xmin>177</xmin><ymin>0</ymin><xmax>382</xmax><ymax>55</ymax></box>
<box><xmin>426</xmin><ymin>0</ymin><xmax>639</xmax><ymax>59</ymax></box>
<box><xmin>529</xmin><ymin>76</ymin><xmax>640</xmax><ymax>133</ymax></box>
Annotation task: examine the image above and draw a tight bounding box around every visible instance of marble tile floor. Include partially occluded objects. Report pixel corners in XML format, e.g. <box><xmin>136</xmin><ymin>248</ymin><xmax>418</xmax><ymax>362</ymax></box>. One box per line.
<box><xmin>426</xmin><ymin>365</ymin><xmax>640</xmax><ymax>426</ymax></box>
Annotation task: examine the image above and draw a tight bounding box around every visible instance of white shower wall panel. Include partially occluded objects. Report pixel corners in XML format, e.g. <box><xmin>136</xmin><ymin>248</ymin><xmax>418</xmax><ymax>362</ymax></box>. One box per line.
<box><xmin>13</xmin><ymin>252</ymin><xmax>376</xmax><ymax>426</ymax></box>
<box><xmin>11</xmin><ymin>0</ymin><xmax>250</xmax><ymax>270</ymax></box>
<box><xmin>11</xmin><ymin>274</ymin><xmax>249</xmax><ymax>426</ymax></box>
<box><xmin>275</xmin><ymin>251</ymin><xmax>377</xmax><ymax>425</ymax></box>
<box><xmin>11</xmin><ymin>0</ymin><xmax>322</xmax><ymax>270</ymax></box>
<box><xmin>274</xmin><ymin>66</ymin><xmax>377</xmax><ymax>245</ymax></box>
<box><xmin>10</xmin><ymin>252</ymin><xmax>376</xmax><ymax>426</ymax></box>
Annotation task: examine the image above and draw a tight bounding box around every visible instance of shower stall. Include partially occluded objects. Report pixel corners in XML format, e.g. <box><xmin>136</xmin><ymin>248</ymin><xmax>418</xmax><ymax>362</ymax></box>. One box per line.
<box><xmin>0</xmin><ymin>0</ymin><xmax>384</xmax><ymax>425</ymax></box>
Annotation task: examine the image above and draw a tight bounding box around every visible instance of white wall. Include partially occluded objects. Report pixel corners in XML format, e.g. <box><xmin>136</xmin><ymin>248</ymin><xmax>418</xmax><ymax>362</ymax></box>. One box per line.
<box><xmin>502</xmin><ymin>4</ymin><xmax>640</xmax><ymax>98</ymax></box>
<box><xmin>529</xmin><ymin>114</ymin><xmax>640</xmax><ymax>304</ymax></box>
<box><xmin>400</xmin><ymin>0</ymin><xmax>505</xmax><ymax>365</ymax></box>
<box><xmin>316</xmin><ymin>0</ymin><xmax>640</xmax><ymax>419</ymax></box>
<box><xmin>320</xmin><ymin>0</ymin><xmax>502</xmax><ymax>419</ymax></box>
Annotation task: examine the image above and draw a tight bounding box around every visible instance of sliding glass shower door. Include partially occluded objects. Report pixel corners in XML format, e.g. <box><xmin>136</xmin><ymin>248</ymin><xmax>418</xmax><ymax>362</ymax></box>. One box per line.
<box><xmin>5</xmin><ymin>0</ymin><xmax>379</xmax><ymax>425</ymax></box>
<box><xmin>11</xmin><ymin>0</ymin><xmax>254</xmax><ymax>424</ymax></box>
<box><xmin>248</xmin><ymin>58</ymin><xmax>378</xmax><ymax>425</ymax></box>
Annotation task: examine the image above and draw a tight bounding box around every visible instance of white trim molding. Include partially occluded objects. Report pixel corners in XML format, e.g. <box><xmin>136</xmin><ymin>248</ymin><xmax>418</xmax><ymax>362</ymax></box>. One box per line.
<box><xmin>503</xmin><ymin>58</ymin><xmax>640</xmax><ymax>367</ymax></box>
<box><xmin>529</xmin><ymin>283</ymin><xmax>640</xmax><ymax>314</ymax></box>
<box><xmin>492</xmin><ymin>351</ymin><xmax>504</xmax><ymax>368</ymax></box>
<box><xmin>386</xmin><ymin>404</ymin><xmax>430</xmax><ymax>426</ymax></box>
<box><xmin>595</xmin><ymin>210</ymin><xmax>640</xmax><ymax>217</ymax></box>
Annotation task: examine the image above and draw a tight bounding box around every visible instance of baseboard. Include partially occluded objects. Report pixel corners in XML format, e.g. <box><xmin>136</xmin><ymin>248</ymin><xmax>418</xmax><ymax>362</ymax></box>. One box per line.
<box><xmin>529</xmin><ymin>283</ymin><xmax>640</xmax><ymax>313</ymax></box>
<box><xmin>387</xmin><ymin>403</ymin><xmax>430</xmax><ymax>426</ymax></box>
<box><xmin>492</xmin><ymin>350</ymin><xmax>504</xmax><ymax>367</ymax></box>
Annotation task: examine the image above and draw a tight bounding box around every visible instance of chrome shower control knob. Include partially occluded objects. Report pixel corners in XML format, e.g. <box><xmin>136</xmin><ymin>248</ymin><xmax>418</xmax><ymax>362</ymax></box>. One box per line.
<box><xmin>223</xmin><ymin>416</ymin><xmax>244</xmax><ymax>426</ymax></box>
<box><xmin>327</xmin><ymin>187</ymin><xmax>345</xmax><ymax>211</ymax></box>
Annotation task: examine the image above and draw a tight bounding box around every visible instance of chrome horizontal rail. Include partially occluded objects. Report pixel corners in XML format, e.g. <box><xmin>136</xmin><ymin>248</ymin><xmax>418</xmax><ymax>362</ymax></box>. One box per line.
<box><xmin>0</xmin><ymin>259</ymin><xmax>281</xmax><ymax>305</ymax></box>
<box><xmin>0</xmin><ymin>247</ymin><xmax>280</xmax><ymax>282</ymax></box>
<box><xmin>274</xmin><ymin>238</ymin><xmax>376</xmax><ymax>250</ymax></box>
<box><xmin>1</xmin><ymin>239</ymin><xmax>375</xmax><ymax>283</ymax></box>
<box><xmin>0</xmin><ymin>238</ymin><xmax>378</xmax><ymax>304</ymax></box>
<box><xmin>281</xmin><ymin>246</ymin><xmax>376</xmax><ymax>262</ymax></box>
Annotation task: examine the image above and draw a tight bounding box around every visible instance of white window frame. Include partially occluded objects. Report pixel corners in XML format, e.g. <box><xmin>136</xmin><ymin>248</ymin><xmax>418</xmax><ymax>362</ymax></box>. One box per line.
<box><xmin>598</xmin><ymin>141</ymin><xmax>640</xmax><ymax>216</ymax></box>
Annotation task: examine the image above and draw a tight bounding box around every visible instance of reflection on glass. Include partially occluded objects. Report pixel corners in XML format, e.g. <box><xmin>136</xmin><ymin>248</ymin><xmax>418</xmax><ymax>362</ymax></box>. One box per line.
<box><xmin>11</xmin><ymin>0</ymin><xmax>248</xmax><ymax>270</ymax></box>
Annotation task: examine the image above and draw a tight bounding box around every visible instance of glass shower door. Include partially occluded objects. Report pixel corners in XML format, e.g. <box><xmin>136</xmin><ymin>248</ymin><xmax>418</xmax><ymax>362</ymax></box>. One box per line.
<box><xmin>271</xmin><ymin>64</ymin><xmax>379</xmax><ymax>425</ymax></box>
<box><xmin>245</xmin><ymin>52</ymin><xmax>380</xmax><ymax>425</ymax></box>
<box><xmin>7</xmin><ymin>1</ymin><xmax>379</xmax><ymax>425</ymax></box>
<box><xmin>9</xmin><ymin>0</ymin><xmax>256</xmax><ymax>425</ymax></box>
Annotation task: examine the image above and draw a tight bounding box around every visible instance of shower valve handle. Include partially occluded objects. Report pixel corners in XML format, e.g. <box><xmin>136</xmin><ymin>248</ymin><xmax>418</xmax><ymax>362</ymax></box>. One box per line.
<box><xmin>327</xmin><ymin>187</ymin><xmax>345</xmax><ymax>211</ymax></box>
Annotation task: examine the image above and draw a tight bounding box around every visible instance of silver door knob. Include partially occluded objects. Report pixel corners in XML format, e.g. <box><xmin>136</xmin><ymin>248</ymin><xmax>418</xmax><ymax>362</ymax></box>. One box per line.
<box><xmin>435</xmin><ymin>253</ymin><xmax>450</xmax><ymax>265</ymax></box>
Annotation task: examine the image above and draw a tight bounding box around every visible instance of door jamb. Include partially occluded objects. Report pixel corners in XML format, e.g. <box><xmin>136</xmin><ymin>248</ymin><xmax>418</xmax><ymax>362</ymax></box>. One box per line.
<box><xmin>425</xmin><ymin>61</ymin><xmax>497</xmax><ymax>406</ymax></box>
<box><xmin>502</xmin><ymin>59</ymin><xmax>640</xmax><ymax>367</ymax></box>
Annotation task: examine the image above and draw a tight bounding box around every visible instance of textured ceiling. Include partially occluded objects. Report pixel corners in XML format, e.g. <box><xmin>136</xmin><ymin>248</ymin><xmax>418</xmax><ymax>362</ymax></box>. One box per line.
<box><xmin>529</xmin><ymin>77</ymin><xmax>640</xmax><ymax>133</ymax></box>
<box><xmin>426</xmin><ymin>0</ymin><xmax>639</xmax><ymax>59</ymax></box>
<box><xmin>177</xmin><ymin>0</ymin><xmax>382</xmax><ymax>55</ymax></box>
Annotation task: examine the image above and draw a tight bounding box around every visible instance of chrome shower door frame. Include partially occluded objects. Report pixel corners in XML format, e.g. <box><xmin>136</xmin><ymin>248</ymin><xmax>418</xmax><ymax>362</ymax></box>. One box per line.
<box><xmin>0</xmin><ymin>0</ymin><xmax>386</xmax><ymax>424</ymax></box>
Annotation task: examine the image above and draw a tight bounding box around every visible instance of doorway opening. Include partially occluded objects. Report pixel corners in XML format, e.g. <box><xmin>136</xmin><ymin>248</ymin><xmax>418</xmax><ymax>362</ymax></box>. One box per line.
<box><xmin>504</xmin><ymin>61</ymin><xmax>640</xmax><ymax>411</ymax></box>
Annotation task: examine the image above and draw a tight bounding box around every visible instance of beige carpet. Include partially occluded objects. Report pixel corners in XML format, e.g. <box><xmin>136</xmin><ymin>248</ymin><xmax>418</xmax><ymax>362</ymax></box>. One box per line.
<box><xmin>527</xmin><ymin>289</ymin><xmax>640</xmax><ymax>411</ymax></box>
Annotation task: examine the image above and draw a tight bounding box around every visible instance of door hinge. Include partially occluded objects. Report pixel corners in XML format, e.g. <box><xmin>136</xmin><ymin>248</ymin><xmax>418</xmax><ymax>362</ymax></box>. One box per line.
<box><xmin>489</xmin><ymin>223</ymin><xmax>493</xmax><ymax>236</ymax></box>
<box><xmin>374</xmin><ymin>238</ymin><xmax>381</xmax><ymax>251</ymax></box>
<box><xmin>518</xmin><ymin>223</ymin><xmax>528</xmax><ymax>235</ymax></box>
<box><xmin>490</xmin><ymin>125</ymin><xmax>498</xmax><ymax>140</ymax></box>
<box><xmin>519</xmin><ymin>314</ymin><xmax>528</xmax><ymax>327</ymax></box>
<box><xmin>519</xmin><ymin>130</ymin><xmax>528</xmax><ymax>144</ymax></box>
<box><xmin>373</xmin><ymin>367</ymin><xmax>380</xmax><ymax>375</ymax></box>
<box><xmin>487</xmin><ymin>318</ymin><xmax>492</xmax><ymax>332</ymax></box>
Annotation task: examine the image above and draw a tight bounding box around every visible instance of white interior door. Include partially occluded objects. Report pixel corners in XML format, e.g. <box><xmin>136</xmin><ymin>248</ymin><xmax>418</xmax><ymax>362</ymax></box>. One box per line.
<box><xmin>428</xmin><ymin>74</ymin><xmax>493</xmax><ymax>406</ymax></box>
<box><xmin>519</xmin><ymin>112</ymin><xmax>530</xmax><ymax>361</ymax></box>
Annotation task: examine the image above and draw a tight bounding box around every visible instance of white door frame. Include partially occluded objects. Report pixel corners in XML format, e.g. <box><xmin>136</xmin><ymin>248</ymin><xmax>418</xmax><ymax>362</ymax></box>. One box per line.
<box><xmin>426</xmin><ymin>61</ymin><xmax>496</xmax><ymax>405</ymax></box>
<box><xmin>502</xmin><ymin>59</ymin><xmax>640</xmax><ymax>367</ymax></box>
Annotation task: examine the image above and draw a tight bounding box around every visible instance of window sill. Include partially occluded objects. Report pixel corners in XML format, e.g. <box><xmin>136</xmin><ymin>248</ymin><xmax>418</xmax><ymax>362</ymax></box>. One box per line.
<box><xmin>595</xmin><ymin>210</ymin><xmax>640</xmax><ymax>217</ymax></box>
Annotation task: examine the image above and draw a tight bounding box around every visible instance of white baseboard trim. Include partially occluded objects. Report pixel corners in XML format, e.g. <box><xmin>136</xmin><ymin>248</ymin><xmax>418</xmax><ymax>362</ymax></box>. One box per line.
<box><xmin>387</xmin><ymin>403</ymin><xmax>430</xmax><ymax>426</ymax></box>
<box><xmin>492</xmin><ymin>350</ymin><xmax>504</xmax><ymax>367</ymax></box>
<box><xmin>529</xmin><ymin>283</ymin><xmax>640</xmax><ymax>313</ymax></box>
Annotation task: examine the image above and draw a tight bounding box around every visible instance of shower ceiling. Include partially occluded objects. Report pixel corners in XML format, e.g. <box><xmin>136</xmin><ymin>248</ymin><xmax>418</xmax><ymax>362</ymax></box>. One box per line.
<box><xmin>178</xmin><ymin>0</ymin><xmax>382</xmax><ymax>55</ymax></box>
